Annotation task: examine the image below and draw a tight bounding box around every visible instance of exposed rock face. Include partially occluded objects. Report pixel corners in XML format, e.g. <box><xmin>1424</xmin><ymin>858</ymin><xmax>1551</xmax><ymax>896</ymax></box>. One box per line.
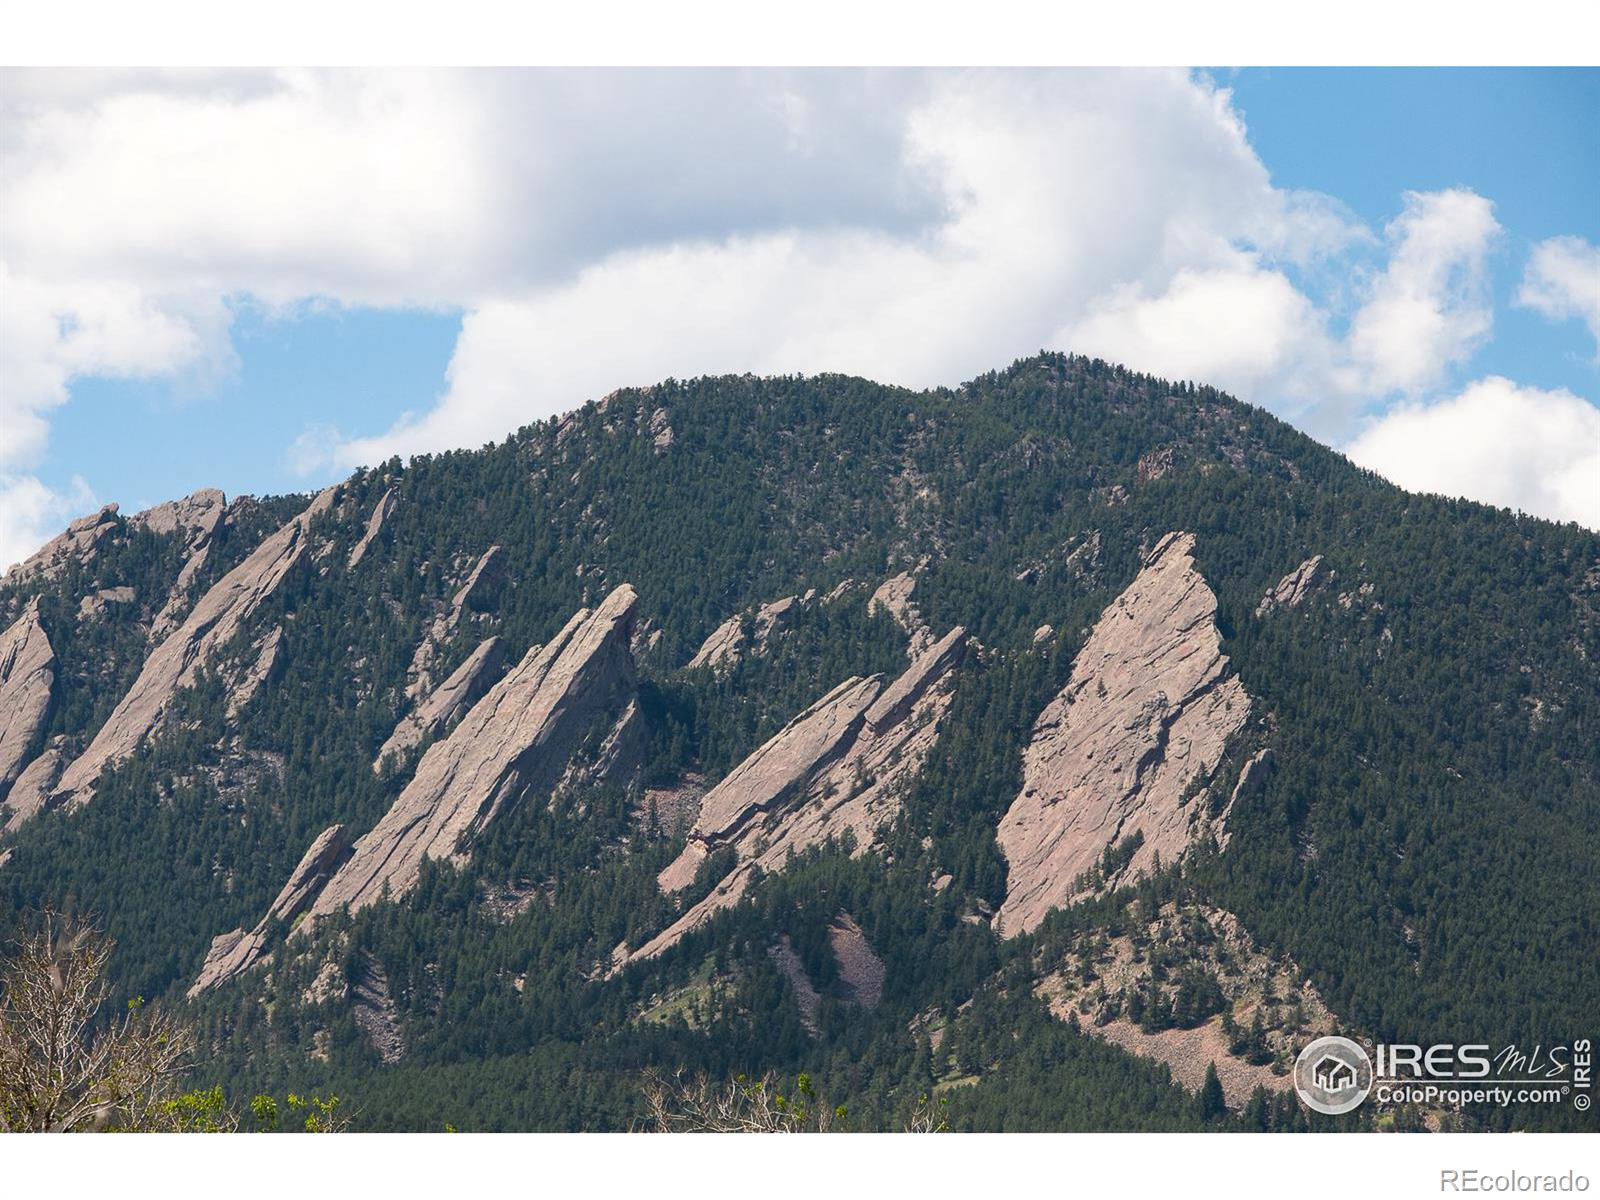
<box><xmin>51</xmin><ymin>485</ymin><xmax>340</xmax><ymax>810</ymax></box>
<box><xmin>405</xmin><ymin>545</ymin><xmax>504</xmax><ymax>700</ymax></box>
<box><xmin>869</xmin><ymin>571</ymin><xmax>933</xmax><ymax>658</ymax></box>
<box><xmin>188</xmin><ymin>824</ymin><xmax>352</xmax><ymax>997</ymax></box>
<box><xmin>78</xmin><ymin>586</ymin><xmax>136</xmax><ymax>620</ymax></box>
<box><xmin>1037</xmin><ymin>902</ymin><xmax>1338</xmax><ymax>1108</ymax></box>
<box><xmin>0</xmin><ymin>600</ymin><xmax>55</xmax><ymax>796</ymax></box>
<box><xmin>374</xmin><ymin>636</ymin><xmax>505</xmax><ymax>771</ymax></box>
<box><xmin>1</xmin><ymin>744</ymin><xmax>63</xmax><ymax>836</ymax></box>
<box><xmin>995</xmin><ymin>533</ymin><xmax>1252</xmax><ymax>936</ymax></box>
<box><xmin>1256</xmin><ymin>554</ymin><xmax>1328</xmax><ymax>616</ymax></box>
<box><xmin>686</xmin><ymin>595</ymin><xmax>799</xmax><ymax>671</ymax></box>
<box><xmin>649</xmin><ymin>407</ymin><xmax>674</xmax><ymax>453</ymax></box>
<box><xmin>10</xmin><ymin>505</ymin><xmax>119</xmax><ymax>581</ymax></box>
<box><xmin>299</xmin><ymin>585</ymin><xmax>639</xmax><ymax>929</ymax></box>
<box><xmin>145</xmin><ymin>490</ymin><xmax>229</xmax><ymax>641</ymax></box>
<box><xmin>347</xmin><ymin>487</ymin><xmax>396</xmax><ymax>568</ymax></box>
<box><xmin>1218</xmin><ymin>748</ymin><xmax>1273</xmax><ymax>848</ymax></box>
<box><xmin>627</xmin><ymin>626</ymin><xmax>967</xmax><ymax>965</ymax></box>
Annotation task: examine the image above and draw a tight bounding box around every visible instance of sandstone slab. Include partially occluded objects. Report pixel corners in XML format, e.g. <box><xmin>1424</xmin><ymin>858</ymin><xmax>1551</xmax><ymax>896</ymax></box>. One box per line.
<box><xmin>995</xmin><ymin>533</ymin><xmax>1252</xmax><ymax>936</ymax></box>
<box><xmin>52</xmin><ymin>485</ymin><xmax>339</xmax><ymax>810</ymax></box>
<box><xmin>299</xmin><ymin>585</ymin><xmax>639</xmax><ymax>929</ymax></box>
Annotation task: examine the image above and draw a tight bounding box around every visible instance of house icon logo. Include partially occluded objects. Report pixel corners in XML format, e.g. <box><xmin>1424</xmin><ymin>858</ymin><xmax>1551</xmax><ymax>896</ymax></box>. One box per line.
<box><xmin>1294</xmin><ymin>1036</ymin><xmax>1373</xmax><ymax>1115</ymax></box>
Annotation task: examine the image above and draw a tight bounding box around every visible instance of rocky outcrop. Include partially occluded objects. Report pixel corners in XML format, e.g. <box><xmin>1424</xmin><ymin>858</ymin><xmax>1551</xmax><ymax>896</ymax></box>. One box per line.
<box><xmin>626</xmin><ymin>626</ymin><xmax>967</xmax><ymax>965</ymax></box>
<box><xmin>1256</xmin><ymin>554</ymin><xmax>1327</xmax><ymax>616</ymax></box>
<box><xmin>0</xmin><ymin>600</ymin><xmax>55</xmax><ymax>797</ymax></box>
<box><xmin>51</xmin><ymin>485</ymin><xmax>340</xmax><ymax>810</ymax></box>
<box><xmin>347</xmin><ymin>487</ymin><xmax>396</xmax><ymax>569</ymax></box>
<box><xmin>77</xmin><ymin>586</ymin><xmax>136</xmax><ymax>620</ymax></box>
<box><xmin>1</xmin><ymin>744</ymin><xmax>63</xmax><ymax>837</ymax></box>
<box><xmin>374</xmin><ymin>636</ymin><xmax>506</xmax><ymax>771</ymax></box>
<box><xmin>869</xmin><ymin>571</ymin><xmax>934</xmax><ymax>657</ymax></box>
<box><xmin>648</xmin><ymin>407</ymin><xmax>674</xmax><ymax>453</ymax></box>
<box><xmin>10</xmin><ymin>505</ymin><xmax>119</xmax><ymax>581</ymax></box>
<box><xmin>686</xmin><ymin>595</ymin><xmax>799</xmax><ymax>671</ymax></box>
<box><xmin>404</xmin><ymin>545</ymin><xmax>504</xmax><ymax>700</ymax></box>
<box><xmin>188</xmin><ymin>824</ymin><xmax>352</xmax><ymax>996</ymax></box>
<box><xmin>995</xmin><ymin>533</ymin><xmax>1252</xmax><ymax>936</ymax></box>
<box><xmin>297</xmin><ymin>586</ymin><xmax>639</xmax><ymax>930</ymax></box>
<box><xmin>142</xmin><ymin>490</ymin><xmax>228</xmax><ymax>641</ymax></box>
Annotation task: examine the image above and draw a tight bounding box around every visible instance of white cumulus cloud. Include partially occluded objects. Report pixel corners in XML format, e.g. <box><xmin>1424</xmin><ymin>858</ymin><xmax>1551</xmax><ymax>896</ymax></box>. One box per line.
<box><xmin>1345</xmin><ymin>377</ymin><xmax>1600</xmax><ymax>528</ymax></box>
<box><xmin>1517</xmin><ymin>235</ymin><xmax>1600</xmax><ymax>353</ymax></box>
<box><xmin>1345</xmin><ymin>189</ymin><xmax>1500</xmax><ymax>396</ymax></box>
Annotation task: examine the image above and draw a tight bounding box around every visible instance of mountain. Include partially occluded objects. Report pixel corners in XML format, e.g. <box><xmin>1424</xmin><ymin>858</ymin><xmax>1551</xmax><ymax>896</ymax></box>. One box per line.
<box><xmin>1</xmin><ymin>353</ymin><xmax>1595</xmax><ymax>1132</ymax></box>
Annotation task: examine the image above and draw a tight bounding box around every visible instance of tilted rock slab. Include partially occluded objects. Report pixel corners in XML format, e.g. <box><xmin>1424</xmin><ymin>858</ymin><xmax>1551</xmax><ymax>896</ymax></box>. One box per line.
<box><xmin>404</xmin><ymin>545</ymin><xmax>504</xmax><ymax>700</ymax></box>
<box><xmin>374</xmin><ymin>635</ymin><xmax>506</xmax><ymax>771</ymax></box>
<box><xmin>10</xmin><ymin>504</ymin><xmax>119</xmax><ymax>582</ymax></box>
<box><xmin>995</xmin><ymin>533</ymin><xmax>1252</xmax><ymax>936</ymax></box>
<box><xmin>869</xmin><ymin>571</ymin><xmax>934</xmax><ymax>658</ymax></box>
<box><xmin>51</xmin><ymin>485</ymin><xmax>340</xmax><ymax>810</ymax></box>
<box><xmin>298</xmin><ymin>585</ymin><xmax>639</xmax><ymax>930</ymax></box>
<box><xmin>686</xmin><ymin>595</ymin><xmax>799</xmax><ymax>671</ymax></box>
<box><xmin>140</xmin><ymin>489</ymin><xmax>228</xmax><ymax>641</ymax></box>
<box><xmin>1256</xmin><ymin>554</ymin><xmax>1328</xmax><ymax>616</ymax></box>
<box><xmin>1</xmin><ymin>744</ymin><xmax>63</xmax><ymax>838</ymax></box>
<box><xmin>626</xmin><ymin>626</ymin><xmax>967</xmax><ymax>965</ymax></box>
<box><xmin>188</xmin><ymin>824</ymin><xmax>352</xmax><ymax>997</ymax></box>
<box><xmin>0</xmin><ymin>599</ymin><xmax>55</xmax><ymax>797</ymax></box>
<box><xmin>347</xmin><ymin>487</ymin><xmax>396</xmax><ymax>569</ymax></box>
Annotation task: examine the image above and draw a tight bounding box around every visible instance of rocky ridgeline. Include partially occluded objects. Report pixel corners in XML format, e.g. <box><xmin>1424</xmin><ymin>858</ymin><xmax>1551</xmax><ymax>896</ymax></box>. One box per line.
<box><xmin>141</xmin><ymin>489</ymin><xmax>228</xmax><ymax>640</ymax></box>
<box><xmin>188</xmin><ymin>823</ymin><xmax>352</xmax><ymax>996</ymax></box>
<box><xmin>995</xmin><ymin>532</ymin><xmax>1254</xmax><ymax>936</ymax></box>
<box><xmin>44</xmin><ymin>485</ymin><xmax>342</xmax><ymax>816</ymax></box>
<box><xmin>9</xmin><ymin>504</ymin><xmax>121</xmax><ymax>582</ymax></box>
<box><xmin>0</xmin><ymin>600</ymin><xmax>55</xmax><ymax>821</ymax></box>
<box><xmin>623</xmin><ymin>625</ymin><xmax>967</xmax><ymax>966</ymax></box>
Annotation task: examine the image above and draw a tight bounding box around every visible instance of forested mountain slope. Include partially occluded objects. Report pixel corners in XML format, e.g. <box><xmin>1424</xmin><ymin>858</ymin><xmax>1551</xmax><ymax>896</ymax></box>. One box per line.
<box><xmin>1</xmin><ymin>353</ymin><xmax>1595</xmax><ymax>1131</ymax></box>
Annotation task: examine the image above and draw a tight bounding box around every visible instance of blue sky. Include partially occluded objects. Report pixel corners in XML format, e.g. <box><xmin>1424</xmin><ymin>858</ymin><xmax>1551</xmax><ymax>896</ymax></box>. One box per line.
<box><xmin>2</xmin><ymin>68</ymin><xmax>1596</xmax><ymax>567</ymax></box>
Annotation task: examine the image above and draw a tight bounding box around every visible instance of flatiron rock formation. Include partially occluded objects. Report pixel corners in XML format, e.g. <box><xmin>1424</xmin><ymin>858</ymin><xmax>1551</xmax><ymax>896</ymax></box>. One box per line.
<box><xmin>374</xmin><ymin>636</ymin><xmax>506</xmax><ymax>771</ymax></box>
<box><xmin>995</xmin><ymin>533</ymin><xmax>1252</xmax><ymax>936</ymax></box>
<box><xmin>11</xmin><ymin>504</ymin><xmax>119</xmax><ymax>582</ymax></box>
<box><xmin>297</xmin><ymin>585</ymin><xmax>639</xmax><ymax>930</ymax></box>
<box><xmin>188</xmin><ymin>824</ymin><xmax>352</xmax><ymax>996</ymax></box>
<box><xmin>1256</xmin><ymin>554</ymin><xmax>1328</xmax><ymax>616</ymax></box>
<box><xmin>404</xmin><ymin>545</ymin><xmax>504</xmax><ymax>699</ymax></box>
<box><xmin>347</xmin><ymin>487</ymin><xmax>396</xmax><ymax>569</ymax></box>
<box><xmin>51</xmin><ymin>485</ymin><xmax>340</xmax><ymax>810</ymax></box>
<box><xmin>140</xmin><ymin>490</ymin><xmax>229</xmax><ymax>640</ymax></box>
<box><xmin>0</xmin><ymin>599</ymin><xmax>55</xmax><ymax>796</ymax></box>
<box><xmin>869</xmin><ymin>571</ymin><xmax>934</xmax><ymax>658</ymax></box>
<box><xmin>686</xmin><ymin>595</ymin><xmax>799</xmax><ymax>671</ymax></box>
<box><xmin>626</xmin><ymin>625</ymin><xmax>967</xmax><ymax>965</ymax></box>
<box><xmin>1</xmin><ymin>744</ymin><xmax>63</xmax><ymax>837</ymax></box>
